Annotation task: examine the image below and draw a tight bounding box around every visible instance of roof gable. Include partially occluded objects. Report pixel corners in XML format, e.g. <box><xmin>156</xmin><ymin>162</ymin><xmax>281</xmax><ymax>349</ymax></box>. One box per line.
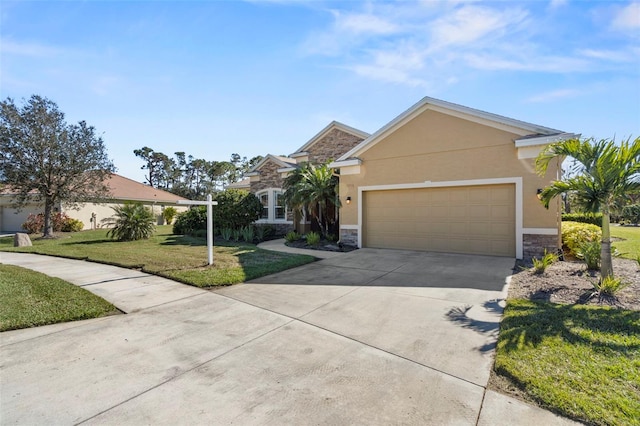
<box><xmin>337</xmin><ymin>96</ymin><xmax>566</xmax><ymax>161</ymax></box>
<box><xmin>291</xmin><ymin>121</ymin><xmax>370</xmax><ymax>157</ymax></box>
<box><xmin>247</xmin><ymin>154</ymin><xmax>296</xmax><ymax>175</ymax></box>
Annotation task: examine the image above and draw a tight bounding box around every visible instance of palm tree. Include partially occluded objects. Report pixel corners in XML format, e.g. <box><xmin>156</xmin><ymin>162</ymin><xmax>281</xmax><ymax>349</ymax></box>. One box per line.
<box><xmin>535</xmin><ymin>136</ymin><xmax>640</xmax><ymax>278</ymax></box>
<box><xmin>283</xmin><ymin>161</ymin><xmax>340</xmax><ymax>238</ymax></box>
<box><xmin>106</xmin><ymin>202</ymin><xmax>156</xmax><ymax>241</ymax></box>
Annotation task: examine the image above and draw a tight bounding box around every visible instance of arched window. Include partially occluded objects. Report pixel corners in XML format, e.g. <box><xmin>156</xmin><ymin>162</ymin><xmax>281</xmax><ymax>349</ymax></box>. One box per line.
<box><xmin>256</xmin><ymin>189</ymin><xmax>289</xmax><ymax>223</ymax></box>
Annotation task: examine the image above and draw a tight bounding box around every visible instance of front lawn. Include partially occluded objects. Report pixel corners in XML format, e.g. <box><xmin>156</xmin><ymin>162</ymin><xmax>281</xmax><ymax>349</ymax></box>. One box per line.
<box><xmin>611</xmin><ymin>225</ymin><xmax>640</xmax><ymax>259</ymax></box>
<box><xmin>0</xmin><ymin>226</ymin><xmax>314</xmax><ymax>287</ymax></box>
<box><xmin>0</xmin><ymin>264</ymin><xmax>119</xmax><ymax>331</ymax></box>
<box><xmin>494</xmin><ymin>299</ymin><xmax>640</xmax><ymax>426</ymax></box>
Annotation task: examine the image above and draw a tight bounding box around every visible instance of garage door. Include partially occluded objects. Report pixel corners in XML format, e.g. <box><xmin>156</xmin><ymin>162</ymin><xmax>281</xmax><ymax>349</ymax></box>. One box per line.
<box><xmin>363</xmin><ymin>184</ymin><xmax>515</xmax><ymax>257</ymax></box>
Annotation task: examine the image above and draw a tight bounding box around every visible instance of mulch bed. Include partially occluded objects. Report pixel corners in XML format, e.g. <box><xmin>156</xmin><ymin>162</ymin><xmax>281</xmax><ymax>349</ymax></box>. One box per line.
<box><xmin>508</xmin><ymin>257</ymin><xmax>640</xmax><ymax>311</ymax></box>
<box><xmin>285</xmin><ymin>239</ymin><xmax>359</xmax><ymax>253</ymax></box>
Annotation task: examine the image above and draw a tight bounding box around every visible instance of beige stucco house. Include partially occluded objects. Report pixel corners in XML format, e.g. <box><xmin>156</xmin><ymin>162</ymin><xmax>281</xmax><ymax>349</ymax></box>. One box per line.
<box><xmin>237</xmin><ymin>97</ymin><xmax>577</xmax><ymax>259</ymax></box>
<box><xmin>330</xmin><ymin>97</ymin><xmax>577</xmax><ymax>259</ymax></box>
<box><xmin>0</xmin><ymin>173</ymin><xmax>189</xmax><ymax>233</ymax></box>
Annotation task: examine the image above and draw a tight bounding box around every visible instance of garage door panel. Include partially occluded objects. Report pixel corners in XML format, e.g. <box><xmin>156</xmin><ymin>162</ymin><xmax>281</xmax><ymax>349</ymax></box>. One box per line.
<box><xmin>363</xmin><ymin>184</ymin><xmax>515</xmax><ymax>257</ymax></box>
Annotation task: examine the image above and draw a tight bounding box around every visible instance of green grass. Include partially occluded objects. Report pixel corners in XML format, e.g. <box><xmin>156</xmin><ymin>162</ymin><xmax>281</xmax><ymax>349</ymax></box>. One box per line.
<box><xmin>495</xmin><ymin>299</ymin><xmax>640</xmax><ymax>426</ymax></box>
<box><xmin>611</xmin><ymin>225</ymin><xmax>640</xmax><ymax>259</ymax></box>
<box><xmin>0</xmin><ymin>264</ymin><xmax>119</xmax><ymax>331</ymax></box>
<box><xmin>0</xmin><ymin>226</ymin><xmax>315</xmax><ymax>287</ymax></box>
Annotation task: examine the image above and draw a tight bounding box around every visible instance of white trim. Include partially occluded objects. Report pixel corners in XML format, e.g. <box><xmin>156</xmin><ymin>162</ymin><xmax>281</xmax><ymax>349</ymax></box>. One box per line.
<box><xmin>337</xmin><ymin>96</ymin><xmax>568</xmax><ymax>162</ymax></box>
<box><xmin>247</xmin><ymin>154</ymin><xmax>295</xmax><ymax>174</ymax></box>
<box><xmin>329</xmin><ymin>158</ymin><xmax>362</xmax><ymax>168</ymax></box>
<box><xmin>515</xmin><ymin>133</ymin><xmax>580</xmax><ymax>148</ymax></box>
<box><xmin>356</xmin><ymin>177</ymin><xmax>524</xmax><ymax>259</ymax></box>
<box><xmin>522</xmin><ymin>227</ymin><xmax>558</xmax><ymax>235</ymax></box>
<box><xmin>277</xmin><ymin>167</ymin><xmax>296</xmax><ymax>173</ymax></box>
<box><xmin>340</xmin><ymin>224</ymin><xmax>358</xmax><ymax>230</ymax></box>
<box><xmin>290</xmin><ymin>151</ymin><xmax>309</xmax><ymax>158</ymax></box>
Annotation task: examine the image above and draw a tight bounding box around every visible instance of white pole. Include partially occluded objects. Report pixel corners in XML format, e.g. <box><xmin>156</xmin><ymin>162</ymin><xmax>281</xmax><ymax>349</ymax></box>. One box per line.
<box><xmin>207</xmin><ymin>193</ymin><xmax>213</xmax><ymax>265</ymax></box>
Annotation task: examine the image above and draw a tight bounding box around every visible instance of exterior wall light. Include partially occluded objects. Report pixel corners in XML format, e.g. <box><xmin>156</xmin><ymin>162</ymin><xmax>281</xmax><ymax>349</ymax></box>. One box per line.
<box><xmin>346</xmin><ymin>196</ymin><xmax>351</xmax><ymax>204</ymax></box>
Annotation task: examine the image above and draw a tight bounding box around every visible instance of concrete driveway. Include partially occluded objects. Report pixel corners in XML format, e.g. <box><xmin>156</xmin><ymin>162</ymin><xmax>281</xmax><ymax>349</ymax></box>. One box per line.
<box><xmin>1</xmin><ymin>249</ymin><xmax>578</xmax><ymax>425</ymax></box>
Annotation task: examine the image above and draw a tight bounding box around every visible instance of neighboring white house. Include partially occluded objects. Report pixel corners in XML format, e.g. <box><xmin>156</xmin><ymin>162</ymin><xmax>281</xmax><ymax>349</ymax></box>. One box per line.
<box><xmin>0</xmin><ymin>173</ymin><xmax>189</xmax><ymax>233</ymax></box>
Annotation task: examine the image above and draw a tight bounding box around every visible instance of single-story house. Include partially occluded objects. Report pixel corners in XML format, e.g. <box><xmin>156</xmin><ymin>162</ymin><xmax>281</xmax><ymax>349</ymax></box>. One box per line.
<box><xmin>243</xmin><ymin>97</ymin><xmax>577</xmax><ymax>259</ymax></box>
<box><xmin>0</xmin><ymin>173</ymin><xmax>189</xmax><ymax>233</ymax></box>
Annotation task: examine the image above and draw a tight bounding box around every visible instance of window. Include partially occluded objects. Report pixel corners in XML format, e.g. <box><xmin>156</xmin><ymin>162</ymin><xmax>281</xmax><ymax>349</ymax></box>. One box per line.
<box><xmin>275</xmin><ymin>191</ymin><xmax>285</xmax><ymax>220</ymax></box>
<box><xmin>256</xmin><ymin>189</ymin><xmax>289</xmax><ymax>222</ymax></box>
<box><xmin>259</xmin><ymin>192</ymin><xmax>269</xmax><ymax>219</ymax></box>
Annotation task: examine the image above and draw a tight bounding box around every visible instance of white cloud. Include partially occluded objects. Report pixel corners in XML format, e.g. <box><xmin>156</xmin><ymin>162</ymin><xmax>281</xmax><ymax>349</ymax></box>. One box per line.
<box><xmin>526</xmin><ymin>89</ymin><xmax>582</xmax><ymax>103</ymax></box>
<box><xmin>465</xmin><ymin>52</ymin><xmax>590</xmax><ymax>72</ymax></box>
<box><xmin>611</xmin><ymin>1</ymin><xmax>640</xmax><ymax>30</ymax></box>
<box><xmin>578</xmin><ymin>48</ymin><xmax>634</xmax><ymax>62</ymax></box>
<box><xmin>334</xmin><ymin>11</ymin><xmax>398</xmax><ymax>35</ymax></box>
<box><xmin>429</xmin><ymin>6</ymin><xmax>529</xmax><ymax>48</ymax></box>
<box><xmin>548</xmin><ymin>0</ymin><xmax>568</xmax><ymax>10</ymax></box>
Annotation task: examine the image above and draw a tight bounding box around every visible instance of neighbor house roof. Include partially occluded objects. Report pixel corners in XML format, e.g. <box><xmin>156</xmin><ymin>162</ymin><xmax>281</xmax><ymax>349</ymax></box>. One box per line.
<box><xmin>0</xmin><ymin>173</ymin><xmax>188</xmax><ymax>204</ymax></box>
<box><xmin>334</xmin><ymin>96</ymin><xmax>574</xmax><ymax>163</ymax></box>
<box><xmin>104</xmin><ymin>174</ymin><xmax>188</xmax><ymax>203</ymax></box>
<box><xmin>290</xmin><ymin>121</ymin><xmax>370</xmax><ymax>158</ymax></box>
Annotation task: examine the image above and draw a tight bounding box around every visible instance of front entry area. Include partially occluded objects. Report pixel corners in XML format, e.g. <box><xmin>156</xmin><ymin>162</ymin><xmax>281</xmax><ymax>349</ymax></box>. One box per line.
<box><xmin>362</xmin><ymin>184</ymin><xmax>516</xmax><ymax>257</ymax></box>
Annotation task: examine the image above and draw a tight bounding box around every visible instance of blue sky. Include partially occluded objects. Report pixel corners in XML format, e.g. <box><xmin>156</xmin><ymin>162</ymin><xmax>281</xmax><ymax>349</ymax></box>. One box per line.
<box><xmin>1</xmin><ymin>0</ymin><xmax>639</xmax><ymax>182</ymax></box>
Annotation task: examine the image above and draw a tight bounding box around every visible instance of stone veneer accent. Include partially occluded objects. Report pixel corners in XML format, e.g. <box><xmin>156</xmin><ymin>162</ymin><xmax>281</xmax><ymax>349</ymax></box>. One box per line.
<box><xmin>339</xmin><ymin>228</ymin><xmax>358</xmax><ymax>246</ymax></box>
<box><xmin>523</xmin><ymin>234</ymin><xmax>560</xmax><ymax>259</ymax></box>
<box><xmin>306</xmin><ymin>128</ymin><xmax>365</xmax><ymax>164</ymax></box>
<box><xmin>250</xmin><ymin>160</ymin><xmax>285</xmax><ymax>192</ymax></box>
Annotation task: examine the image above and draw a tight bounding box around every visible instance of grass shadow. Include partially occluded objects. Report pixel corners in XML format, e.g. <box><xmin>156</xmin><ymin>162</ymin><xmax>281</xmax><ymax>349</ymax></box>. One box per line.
<box><xmin>499</xmin><ymin>300</ymin><xmax>640</xmax><ymax>353</ymax></box>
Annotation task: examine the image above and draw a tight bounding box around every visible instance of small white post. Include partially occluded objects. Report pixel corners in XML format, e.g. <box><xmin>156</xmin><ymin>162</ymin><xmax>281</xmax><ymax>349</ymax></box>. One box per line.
<box><xmin>206</xmin><ymin>193</ymin><xmax>213</xmax><ymax>266</ymax></box>
<box><xmin>177</xmin><ymin>195</ymin><xmax>218</xmax><ymax>265</ymax></box>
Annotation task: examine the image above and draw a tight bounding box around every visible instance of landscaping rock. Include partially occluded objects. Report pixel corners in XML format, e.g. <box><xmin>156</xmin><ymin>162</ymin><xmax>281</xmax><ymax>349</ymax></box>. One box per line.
<box><xmin>14</xmin><ymin>233</ymin><xmax>32</xmax><ymax>247</ymax></box>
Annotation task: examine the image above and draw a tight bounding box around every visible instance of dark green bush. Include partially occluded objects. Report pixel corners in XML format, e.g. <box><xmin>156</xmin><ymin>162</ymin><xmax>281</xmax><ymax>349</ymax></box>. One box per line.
<box><xmin>173</xmin><ymin>206</ymin><xmax>207</xmax><ymax>235</ymax></box>
<box><xmin>213</xmin><ymin>189</ymin><xmax>262</xmax><ymax>231</ymax></box>
<box><xmin>621</xmin><ymin>204</ymin><xmax>640</xmax><ymax>225</ymax></box>
<box><xmin>561</xmin><ymin>212</ymin><xmax>602</xmax><ymax>227</ymax></box>
<box><xmin>162</xmin><ymin>206</ymin><xmax>178</xmax><ymax>225</ymax></box>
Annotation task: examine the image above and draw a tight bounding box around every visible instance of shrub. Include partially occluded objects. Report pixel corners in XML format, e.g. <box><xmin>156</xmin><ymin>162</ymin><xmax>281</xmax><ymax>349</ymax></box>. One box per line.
<box><xmin>532</xmin><ymin>250</ymin><xmax>557</xmax><ymax>275</ymax></box>
<box><xmin>213</xmin><ymin>189</ymin><xmax>262</xmax><ymax>231</ymax></box>
<box><xmin>22</xmin><ymin>214</ymin><xmax>44</xmax><ymax>234</ymax></box>
<box><xmin>232</xmin><ymin>228</ymin><xmax>241</xmax><ymax>242</ymax></box>
<box><xmin>306</xmin><ymin>231</ymin><xmax>321</xmax><ymax>246</ymax></box>
<box><xmin>22</xmin><ymin>212</ymin><xmax>83</xmax><ymax>234</ymax></box>
<box><xmin>562</xmin><ymin>221</ymin><xmax>602</xmax><ymax>257</ymax></box>
<box><xmin>561</xmin><ymin>212</ymin><xmax>603</xmax><ymax>227</ymax></box>
<box><xmin>255</xmin><ymin>224</ymin><xmax>273</xmax><ymax>242</ymax></box>
<box><xmin>592</xmin><ymin>275</ymin><xmax>629</xmax><ymax>297</ymax></box>
<box><xmin>220</xmin><ymin>228</ymin><xmax>233</xmax><ymax>241</ymax></box>
<box><xmin>326</xmin><ymin>234</ymin><xmax>338</xmax><ymax>243</ymax></box>
<box><xmin>241</xmin><ymin>226</ymin><xmax>254</xmax><ymax>242</ymax></box>
<box><xmin>173</xmin><ymin>206</ymin><xmax>206</xmax><ymax>235</ymax></box>
<box><xmin>577</xmin><ymin>240</ymin><xmax>601</xmax><ymax>270</ymax></box>
<box><xmin>193</xmin><ymin>229</ymin><xmax>207</xmax><ymax>238</ymax></box>
<box><xmin>285</xmin><ymin>231</ymin><xmax>300</xmax><ymax>243</ymax></box>
<box><xmin>61</xmin><ymin>218</ymin><xmax>84</xmax><ymax>232</ymax></box>
<box><xmin>621</xmin><ymin>204</ymin><xmax>640</xmax><ymax>225</ymax></box>
<box><xmin>162</xmin><ymin>206</ymin><xmax>178</xmax><ymax>225</ymax></box>
<box><xmin>106</xmin><ymin>203</ymin><xmax>156</xmax><ymax>241</ymax></box>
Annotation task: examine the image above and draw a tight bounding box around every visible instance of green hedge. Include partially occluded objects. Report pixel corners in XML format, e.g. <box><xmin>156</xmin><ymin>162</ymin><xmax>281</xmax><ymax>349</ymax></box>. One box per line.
<box><xmin>561</xmin><ymin>212</ymin><xmax>602</xmax><ymax>227</ymax></box>
<box><xmin>621</xmin><ymin>204</ymin><xmax>640</xmax><ymax>225</ymax></box>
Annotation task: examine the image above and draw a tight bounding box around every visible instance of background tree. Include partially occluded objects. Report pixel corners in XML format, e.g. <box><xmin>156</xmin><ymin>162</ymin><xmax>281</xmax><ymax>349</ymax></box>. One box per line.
<box><xmin>0</xmin><ymin>95</ymin><xmax>115</xmax><ymax>237</ymax></box>
<box><xmin>536</xmin><ymin>136</ymin><xmax>640</xmax><ymax>278</ymax></box>
<box><xmin>283</xmin><ymin>162</ymin><xmax>340</xmax><ymax>238</ymax></box>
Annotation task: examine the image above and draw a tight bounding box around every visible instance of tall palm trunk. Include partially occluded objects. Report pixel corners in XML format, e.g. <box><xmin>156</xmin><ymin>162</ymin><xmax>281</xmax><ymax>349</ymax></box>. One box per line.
<box><xmin>601</xmin><ymin>209</ymin><xmax>613</xmax><ymax>279</ymax></box>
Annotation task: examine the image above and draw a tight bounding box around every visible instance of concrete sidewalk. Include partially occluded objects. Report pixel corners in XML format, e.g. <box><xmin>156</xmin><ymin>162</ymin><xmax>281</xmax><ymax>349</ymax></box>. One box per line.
<box><xmin>0</xmin><ymin>252</ymin><xmax>205</xmax><ymax>313</ymax></box>
<box><xmin>1</xmin><ymin>251</ymin><xmax>579</xmax><ymax>425</ymax></box>
<box><xmin>257</xmin><ymin>238</ymin><xmax>347</xmax><ymax>259</ymax></box>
